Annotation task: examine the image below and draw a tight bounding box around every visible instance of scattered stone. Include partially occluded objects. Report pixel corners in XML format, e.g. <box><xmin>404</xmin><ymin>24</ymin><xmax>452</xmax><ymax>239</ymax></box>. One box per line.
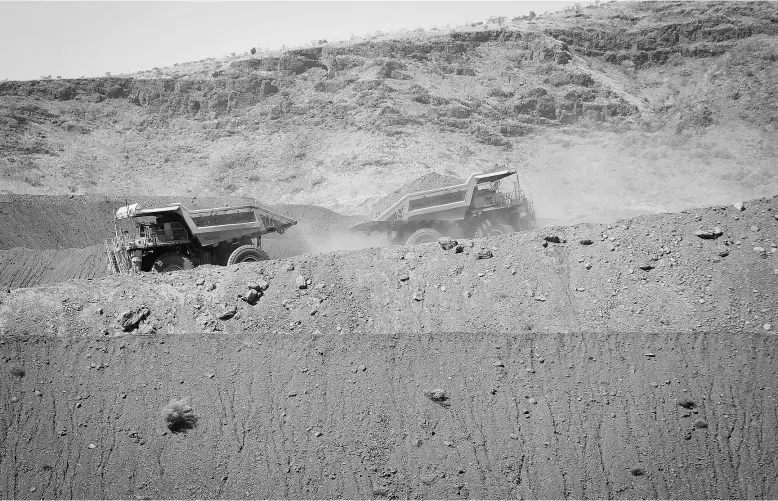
<box><xmin>34</xmin><ymin>389</ymin><xmax>42</xmax><ymax>397</ymax></box>
<box><xmin>359</xmin><ymin>364</ymin><xmax>366</xmax><ymax>371</ymax></box>
<box><xmin>88</xmin><ymin>443</ymin><xmax>96</xmax><ymax>449</ymax></box>
<box><xmin>544</xmin><ymin>236</ymin><xmax>561</xmax><ymax>244</ymax></box>
<box><xmin>397</xmin><ymin>272</ymin><xmax>410</xmax><ymax>282</ymax></box>
<box><xmin>764</xmin><ymin>323</ymin><xmax>772</xmax><ymax>331</ymax></box>
<box><xmin>218</xmin><ymin>305</ymin><xmax>238</xmax><ymax>320</ymax></box>
<box><xmin>295</xmin><ymin>276</ymin><xmax>308</xmax><ymax>289</ymax></box>
<box><xmin>286</xmin><ymin>262</ymin><xmax>295</xmax><ymax>271</ymax></box>
<box><xmin>695</xmin><ymin>228</ymin><xmax>722</xmax><ymax>239</ymax></box>
<box><xmin>751</xmin><ymin>225</ymin><xmax>759</xmax><ymax>232</ymax></box>
<box><xmin>10</xmin><ymin>396</ymin><xmax>18</xmax><ymax>403</ymax></box>
<box><xmin>579</xmin><ymin>239</ymin><xmax>593</xmax><ymax>245</ymax></box>
<box><xmin>534</xmin><ymin>294</ymin><xmax>547</xmax><ymax>302</ymax></box>
<box><xmin>438</xmin><ymin>237</ymin><xmax>458</xmax><ymax>250</ymax></box>
<box><xmin>716</xmin><ymin>245</ymin><xmax>729</xmax><ymax>257</ymax></box>
<box><xmin>413</xmin><ymin>290</ymin><xmax>424</xmax><ymax>301</ymax></box>
<box><xmin>493</xmin><ymin>360</ymin><xmax>504</xmax><ymax>367</ymax></box>
<box><xmin>424</xmin><ymin>388</ymin><xmax>449</xmax><ymax>406</ymax></box>
<box><xmin>475</xmin><ymin>249</ymin><xmax>493</xmax><ymax>260</ymax></box>
<box><xmin>454</xmin><ymin>245</ymin><xmax>465</xmax><ymax>253</ymax></box>
<box><xmin>195</xmin><ymin>277</ymin><xmax>205</xmax><ymax>286</ymax></box>
<box><xmin>645</xmin><ymin>352</ymin><xmax>655</xmax><ymax>358</ymax></box>
<box><xmin>249</xmin><ymin>280</ymin><xmax>270</xmax><ymax>292</ymax></box>
<box><xmin>754</xmin><ymin>246</ymin><xmax>766</xmax><ymax>254</ymax></box>
<box><xmin>118</xmin><ymin>307</ymin><xmax>150</xmax><ymax>332</ymax></box>
<box><xmin>509</xmin><ymin>433</ymin><xmax>519</xmax><ymax>440</ymax></box>
<box><xmin>206</xmin><ymin>283</ymin><xmax>216</xmax><ymax>291</ymax></box>
<box><xmin>638</xmin><ymin>263</ymin><xmax>654</xmax><ymax>271</ymax></box>
<box><xmin>733</xmin><ymin>202</ymin><xmax>745</xmax><ymax>211</ymax></box>
<box><xmin>243</xmin><ymin>289</ymin><xmax>259</xmax><ymax>304</ymax></box>
<box><xmin>314</xmin><ymin>431</ymin><xmax>323</xmax><ymax>437</ymax></box>
<box><xmin>693</xmin><ymin>419</ymin><xmax>708</xmax><ymax>429</ymax></box>
<box><xmin>585</xmin><ymin>262</ymin><xmax>592</xmax><ymax>270</ymax></box>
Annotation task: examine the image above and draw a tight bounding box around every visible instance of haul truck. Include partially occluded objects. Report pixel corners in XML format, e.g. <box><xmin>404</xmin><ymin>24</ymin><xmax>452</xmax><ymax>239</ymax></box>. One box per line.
<box><xmin>105</xmin><ymin>202</ymin><xmax>296</xmax><ymax>273</ymax></box>
<box><xmin>351</xmin><ymin>168</ymin><xmax>535</xmax><ymax>245</ymax></box>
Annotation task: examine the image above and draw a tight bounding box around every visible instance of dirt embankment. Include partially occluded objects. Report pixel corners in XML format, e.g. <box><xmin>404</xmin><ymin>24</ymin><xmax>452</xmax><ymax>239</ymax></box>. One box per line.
<box><xmin>1</xmin><ymin>331</ymin><xmax>775</xmax><ymax>499</ymax></box>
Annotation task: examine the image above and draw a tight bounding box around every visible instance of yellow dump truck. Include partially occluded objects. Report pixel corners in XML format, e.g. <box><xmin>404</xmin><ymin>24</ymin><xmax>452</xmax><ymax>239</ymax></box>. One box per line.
<box><xmin>351</xmin><ymin>168</ymin><xmax>535</xmax><ymax>245</ymax></box>
<box><xmin>105</xmin><ymin>202</ymin><xmax>296</xmax><ymax>273</ymax></box>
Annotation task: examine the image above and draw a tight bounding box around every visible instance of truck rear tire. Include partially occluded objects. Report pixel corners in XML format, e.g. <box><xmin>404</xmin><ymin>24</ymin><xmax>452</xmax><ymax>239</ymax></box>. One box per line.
<box><xmin>153</xmin><ymin>253</ymin><xmax>194</xmax><ymax>273</ymax></box>
<box><xmin>405</xmin><ymin>228</ymin><xmax>443</xmax><ymax>246</ymax></box>
<box><xmin>474</xmin><ymin>220</ymin><xmax>515</xmax><ymax>239</ymax></box>
<box><xmin>227</xmin><ymin>245</ymin><xmax>269</xmax><ymax>265</ymax></box>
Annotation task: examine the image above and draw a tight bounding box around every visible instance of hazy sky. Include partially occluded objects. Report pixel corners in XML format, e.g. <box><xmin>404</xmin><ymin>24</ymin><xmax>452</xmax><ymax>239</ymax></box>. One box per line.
<box><xmin>0</xmin><ymin>1</ymin><xmax>584</xmax><ymax>81</ymax></box>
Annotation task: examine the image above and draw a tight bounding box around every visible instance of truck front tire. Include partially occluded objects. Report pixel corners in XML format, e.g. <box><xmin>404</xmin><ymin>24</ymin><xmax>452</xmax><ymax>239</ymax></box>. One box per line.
<box><xmin>153</xmin><ymin>253</ymin><xmax>194</xmax><ymax>273</ymax></box>
<box><xmin>405</xmin><ymin>228</ymin><xmax>443</xmax><ymax>246</ymax></box>
<box><xmin>227</xmin><ymin>245</ymin><xmax>269</xmax><ymax>265</ymax></box>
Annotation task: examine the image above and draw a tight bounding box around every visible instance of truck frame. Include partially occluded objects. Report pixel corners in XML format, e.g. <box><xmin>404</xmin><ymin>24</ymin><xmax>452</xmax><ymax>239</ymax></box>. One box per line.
<box><xmin>105</xmin><ymin>202</ymin><xmax>297</xmax><ymax>274</ymax></box>
<box><xmin>351</xmin><ymin>168</ymin><xmax>535</xmax><ymax>245</ymax></box>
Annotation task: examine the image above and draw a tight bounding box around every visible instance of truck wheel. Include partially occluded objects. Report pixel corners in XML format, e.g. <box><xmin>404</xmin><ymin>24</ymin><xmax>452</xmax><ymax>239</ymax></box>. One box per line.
<box><xmin>153</xmin><ymin>253</ymin><xmax>194</xmax><ymax>273</ymax></box>
<box><xmin>474</xmin><ymin>220</ymin><xmax>515</xmax><ymax>238</ymax></box>
<box><xmin>405</xmin><ymin>228</ymin><xmax>442</xmax><ymax>246</ymax></box>
<box><xmin>227</xmin><ymin>245</ymin><xmax>269</xmax><ymax>265</ymax></box>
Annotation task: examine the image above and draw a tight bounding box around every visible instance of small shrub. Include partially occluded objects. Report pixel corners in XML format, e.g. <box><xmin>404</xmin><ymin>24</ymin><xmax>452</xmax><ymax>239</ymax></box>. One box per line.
<box><xmin>161</xmin><ymin>397</ymin><xmax>198</xmax><ymax>433</ymax></box>
<box><xmin>10</xmin><ymin>366</ymin><xmax>25</xmax><ymax>378</ymax></box>
<box><xmin>677</xmin><ymin>398</ymin><xmax>696</xmax><ymax>410</ymax></box>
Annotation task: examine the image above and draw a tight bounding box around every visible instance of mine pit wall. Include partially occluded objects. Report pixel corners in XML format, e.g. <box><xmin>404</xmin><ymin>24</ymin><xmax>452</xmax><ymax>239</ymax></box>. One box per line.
<box><xmin>0</xmin><ymin>331</ymin><xmax>776</xmax><ymax>499</ymax></box>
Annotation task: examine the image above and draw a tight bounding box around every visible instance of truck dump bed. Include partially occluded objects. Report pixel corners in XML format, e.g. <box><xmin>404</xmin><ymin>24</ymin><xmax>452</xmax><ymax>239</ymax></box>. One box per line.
<box><xmin>351</xmin><ymin>170</ymin><xmax>517</xmax><ymax>233</ymax></box>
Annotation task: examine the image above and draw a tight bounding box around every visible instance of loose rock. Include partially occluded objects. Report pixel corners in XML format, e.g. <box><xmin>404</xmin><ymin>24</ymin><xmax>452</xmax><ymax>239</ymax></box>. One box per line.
<box><xmin>295</xmin><ymin>276</ymin><xmax>308</xmax><ymax>289</ymax></box>
<box><xmin>734</xmin><ymin>202</ymin><xmax>745</xmax><ymax>211</ymax></box>
<box><xmin>475</xmin><ymin>249</ymin><xmax>493</xmax><ymax>260</ymax></box>
<box><xmin>243</xmin><ymin>289</ymin><xmax>259</xmax><ymax>304</ymax></box>
<box><xmin>118</xmin><ymin>307</ymin><xmax>150</xmax><ymax>332</ymax></box>
<box><xmin>438</xmin><ymin>237</ymin><xmax>458</xmax><ymax>250</ymax></box>
<box><xmin>695</xmin><ymin>228</ymin><xmax>723</xmax><ymax>239</ymax></box>
<box><xmin>218</xmin><ymin>305</ymin><xmax>238</xmax><ymax>320</ymax></box>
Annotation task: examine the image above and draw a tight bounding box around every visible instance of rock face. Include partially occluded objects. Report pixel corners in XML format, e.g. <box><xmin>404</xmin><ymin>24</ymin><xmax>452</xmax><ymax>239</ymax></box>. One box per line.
<box><xmin>0</xmin><ymin>77</ymin><xmax>279</xmax><ymax>119</ymax></box>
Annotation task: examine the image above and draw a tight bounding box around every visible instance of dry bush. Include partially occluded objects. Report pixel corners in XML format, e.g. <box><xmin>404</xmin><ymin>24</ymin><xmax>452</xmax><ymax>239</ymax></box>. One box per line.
<box><xmin>677</xmin><ymin>398</ymin><xmax>696</xmax><ymax>409</ymax></box>
<box><xmin>161</xmin><ymin>397</ymin><xmax>198</xmax><ymax>433</ymax></box>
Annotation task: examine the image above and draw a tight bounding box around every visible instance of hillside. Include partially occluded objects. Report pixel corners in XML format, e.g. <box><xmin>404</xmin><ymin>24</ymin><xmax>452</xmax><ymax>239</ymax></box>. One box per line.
<box><xmin>1</xmin><ymin>1</ymin><xmax>777</xmax><ymax>223</ymax></box>
<box><xmin>1</xmin><ymin>196</ymin><xmax>777</xmax><ymax>498</ymax></box>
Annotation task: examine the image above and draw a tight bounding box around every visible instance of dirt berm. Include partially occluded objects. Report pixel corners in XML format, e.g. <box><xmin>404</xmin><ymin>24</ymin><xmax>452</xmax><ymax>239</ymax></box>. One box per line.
<box><xmin>1</xmin><ymin>197</ymin><xmax>777</xmax><ymax>498</ymax></box>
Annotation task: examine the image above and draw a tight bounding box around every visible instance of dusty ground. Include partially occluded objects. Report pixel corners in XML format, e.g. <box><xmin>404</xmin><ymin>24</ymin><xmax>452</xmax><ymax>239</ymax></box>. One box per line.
<box><xmin>1</xmin><ymin>195</ymin><xmax>777</xmax><ymax>499</ymax></box>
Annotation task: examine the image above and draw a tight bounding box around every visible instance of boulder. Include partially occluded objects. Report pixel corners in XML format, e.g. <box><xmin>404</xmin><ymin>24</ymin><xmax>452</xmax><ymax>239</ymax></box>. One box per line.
<box><xmin>118</xmin><ymin>307</ymin><xmax>150</xmax><ymax>332</ymax></box>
